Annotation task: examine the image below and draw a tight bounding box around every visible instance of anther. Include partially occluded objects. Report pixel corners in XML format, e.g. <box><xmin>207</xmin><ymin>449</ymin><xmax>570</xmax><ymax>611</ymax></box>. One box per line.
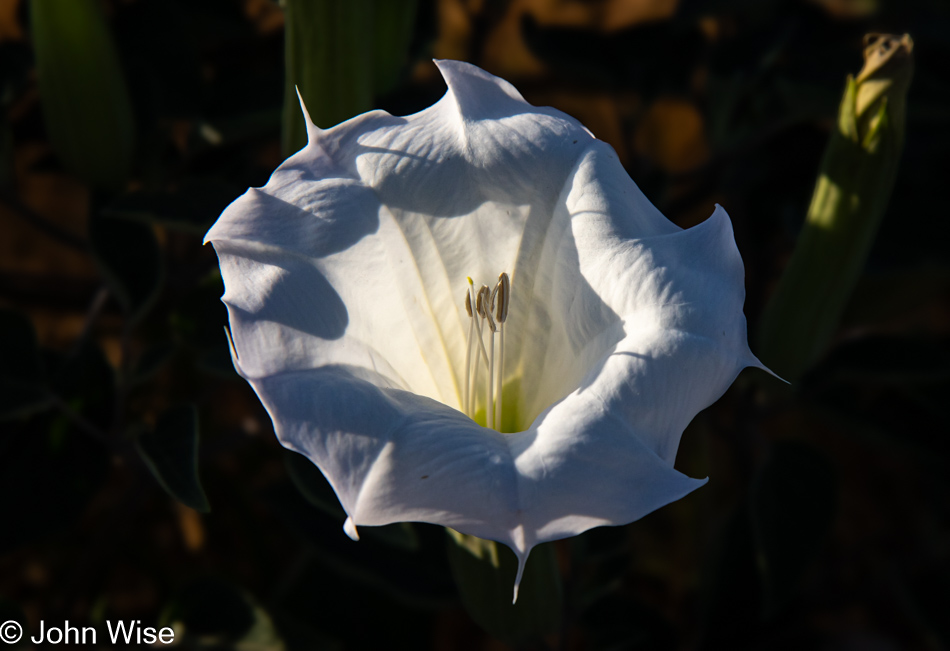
<box><xmin>492</xmin><ymin>273</ymin><xmax>510</xmax><ymax>431</ymax></box>
<box><xmin>479</xmin><ymin>286</ymin><xmax>496</xmax><ymax>332</ymax></box>
<box><xmin>494</xmin><ymin>273</ymin><xmax>509</xmax><ymax>324</ymax></box>
<box><xmin>470</xmin><ymin>285</ymin><xmax>489</xmax><ymax>364</ymax></box>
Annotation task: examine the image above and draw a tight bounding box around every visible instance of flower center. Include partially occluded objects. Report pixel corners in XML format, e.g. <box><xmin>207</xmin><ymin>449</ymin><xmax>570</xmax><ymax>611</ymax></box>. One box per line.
<box><xmin>462</xmin><ymin>272</ymin><xmax>511</xmax><ymax>431</ymax></box>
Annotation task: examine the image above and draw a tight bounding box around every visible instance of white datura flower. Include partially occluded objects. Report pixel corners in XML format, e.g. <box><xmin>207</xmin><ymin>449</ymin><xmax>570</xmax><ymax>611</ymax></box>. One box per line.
<box><xmin>205</xmin><ymin>60</ymin><xmax>768</xmax><ymax>600</ymax></box>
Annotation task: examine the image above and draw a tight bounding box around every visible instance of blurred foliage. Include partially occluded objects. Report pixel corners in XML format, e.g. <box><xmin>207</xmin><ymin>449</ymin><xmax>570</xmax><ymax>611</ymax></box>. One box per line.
<box><xmin>136</xmin><ymin>404</ymin><xmax>210</xmax><ymax>513</ymax></box>
<box><xmin>29</xmin><ymin>0</ymin><xmax>135</xmax><ymax>190</ymax></box>
<box><xmin>282</xmin><ymin>0</ymin><xmax>418</xmax><ymax>153</ymax></box>
<box><xmin>1</xmin><ymin>0</ymin><xmax>949</xmax><ymax>649</ymax></box>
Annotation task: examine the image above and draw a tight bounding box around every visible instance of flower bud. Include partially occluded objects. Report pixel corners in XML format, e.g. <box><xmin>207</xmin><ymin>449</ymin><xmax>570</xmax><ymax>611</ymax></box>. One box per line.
<box><xmin>758</xmin><ymin>34</ymin><xmax>913</xmax><ymax>382</ymax></box>
<box><xmin>854</xmin><ymin>34</ymin><xmax>913</xmax><ymax>149</ymax></box>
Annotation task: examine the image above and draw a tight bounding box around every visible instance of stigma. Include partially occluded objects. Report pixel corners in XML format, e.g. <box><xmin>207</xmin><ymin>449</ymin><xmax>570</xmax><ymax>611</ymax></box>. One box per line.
<box><xmin>462</xmin><ymin>272</ymin><xmax>510</xmax><ymax>431</ymax></box>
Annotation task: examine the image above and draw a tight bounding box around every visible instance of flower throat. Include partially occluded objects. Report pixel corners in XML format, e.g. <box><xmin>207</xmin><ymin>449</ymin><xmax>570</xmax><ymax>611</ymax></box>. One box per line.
<box><xmin>462</xmin><ymin>272</ymin><xmax>510</xmax><ymax>431</ymax></box>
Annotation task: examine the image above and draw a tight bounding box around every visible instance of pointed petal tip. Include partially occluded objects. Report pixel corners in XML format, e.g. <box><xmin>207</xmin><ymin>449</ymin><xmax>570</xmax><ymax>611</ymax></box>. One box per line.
<box><xmin>676</xmin><ymin>202</ymin><xmax>734</xmax><ymax>242</ymax></box>
<box><xmin>343</xmin><ymin>516</ymin><xmax>360</xmax><ymax>541</ymax></box>
<box><xmin>709</xmin><ymin>202</ymin><xmax>733</xmax><ymax>228</ymax></box>
<box><xmin>432</xmin><ymin>58</ymin><xmax>471</xmax><ymax>76</ymax></box>
<box><xmin>766</xmin><ymin>366</ymin><xmax>791</xmax><ymax>385</ymax></box>
<box><xmin>294</xmin><ymin>85</ymin><xmax>311</xmax><ymax>123</ymax></box>
<box><xmin>433</xmin><ymin>59</ymin><xmax>527</xmax><ymax>120</ymax></box>
<box><xmin>294</xmin><ymin>85</ymin><xmax>322</xmax><ymax>142</ymax></box>
<box><xmin>746</xmin><ymin>352</ymin><xmax>788</xmax><ymax>384</ymax></box>
<box><xmin>511</xmin><ymin>546</ymin><xmax>529</xmax><ymax>605</ymax></box>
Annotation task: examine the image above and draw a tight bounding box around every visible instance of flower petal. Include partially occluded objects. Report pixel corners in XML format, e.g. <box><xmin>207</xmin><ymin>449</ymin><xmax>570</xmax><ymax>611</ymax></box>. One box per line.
<box><xmin>206</xmin><ymin>60</ymin><xmax>767</xmax><ymax>599</ymax></box>
<box><xmin>239</xmin><ymin>358</ymin><xmax>705</xmax><ymax>598</ymax></box>
<box><xmin>247</xmin><ymin>366</ymin><xmax>522</xmax><ymax>540</ymax></box>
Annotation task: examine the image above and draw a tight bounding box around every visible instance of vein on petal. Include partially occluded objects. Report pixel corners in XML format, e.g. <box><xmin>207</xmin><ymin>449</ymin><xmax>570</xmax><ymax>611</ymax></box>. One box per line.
<box><xmin>376</xmin><ymin>204</ymin><xmax>461</xmax><ymax>407</ymax></box>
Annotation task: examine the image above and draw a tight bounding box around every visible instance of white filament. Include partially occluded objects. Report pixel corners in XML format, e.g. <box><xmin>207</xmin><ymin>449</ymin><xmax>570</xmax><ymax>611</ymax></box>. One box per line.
<box><xmin>487</xmin><ymin>325</ymin><xmax>495</xmax><ymax>431</ymax></box>
<box><xmin>497</xmin><ymin>324</ymin><xmax>505</xmax><ymax>431</ymax></box>
<box><xmin>461</xmin><ymin>274</ymin><xmax>510</xmax><ymax>430</ymax></box>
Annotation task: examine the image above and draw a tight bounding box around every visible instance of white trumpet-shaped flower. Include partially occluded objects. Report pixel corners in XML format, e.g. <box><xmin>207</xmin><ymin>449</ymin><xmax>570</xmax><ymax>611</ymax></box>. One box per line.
<box><xmin>205</xmin><ymin>60</ymin><xmax>768</xmax><ymax>601</ymax></box>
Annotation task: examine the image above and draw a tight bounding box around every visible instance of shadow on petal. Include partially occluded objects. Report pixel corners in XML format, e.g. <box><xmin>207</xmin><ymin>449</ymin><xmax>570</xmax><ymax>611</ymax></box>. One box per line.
<box><xmin>211</xmin><ymin>184</ymin><xmax>382</xmax><ymax>260</ymax></box>
<box><xmin>220</xmin><ymin>243</ymin><xmax>348</xmax><ymax>341</ymax></box>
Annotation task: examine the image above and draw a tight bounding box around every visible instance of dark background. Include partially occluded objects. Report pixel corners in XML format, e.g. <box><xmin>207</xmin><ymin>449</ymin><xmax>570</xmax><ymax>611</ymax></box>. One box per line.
<box><xmin>1</xmin><ymin>0</ymin><xmax>949</xmax><ymax>649</ymax></box>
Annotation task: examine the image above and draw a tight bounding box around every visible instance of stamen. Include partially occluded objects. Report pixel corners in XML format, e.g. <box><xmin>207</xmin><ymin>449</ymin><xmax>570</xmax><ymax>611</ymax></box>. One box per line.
<box><xmin>478</xmin><ymin>285</ymin><xmax>495</xmax><ymax>431</ymax></box>
<box><xmin>494</xmin><ymin>273</ymin><xmax>509</xmax><ymax>431</ymax></box>
<box><xmin>494</xmin><ymin>272</ymin><xmax>510</xmax><ymax>324</ymax></box>
<box><xmin>470</xmin><ymin>284</ymin><xmax>490</xmax><ymax>367</ymax></box>
<box><xmin>481</xmin><ymin>292</ymin><xmax>496</xmax><ymax>334</ymax></box>
<box><xmin>497</xmin><ymin>327</ymin><xmax>504</xmax><ymax>431</ymax></box>
<box><xmin>489</xmin><ymin>283</ymin><xmax>499</xmax><ymax>429</ymax></box>
<box><xmin>469</xmin><ymin>283</ymin><xmax>490</xmax><ymax>420</ymax></box>
<box><xmin>461</xmin><ymin>274</ymin><xmax>511</xmax><ymax>428</ymax></box>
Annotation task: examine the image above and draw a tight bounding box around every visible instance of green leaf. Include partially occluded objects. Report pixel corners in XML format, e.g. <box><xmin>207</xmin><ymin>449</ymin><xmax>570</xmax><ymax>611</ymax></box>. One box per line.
<box><xmin>445</xmin><ymin>531</ymin><xmax>562</xmax><ymax>644</ymax></box>
<box><xmin>372</xmin><ymin>0</ymin><xmax>418</xmax><ymax>96</ymax></box>
<box><xmin>282</xmin><ymin>0</ymin><xmax>420</xmax><ymax>153</ymax></box>
<box><xmin>89</xmin><ymin>215</ymin><xmax>163</xmax><ymax>323</ymax></box>
<box><xmin>282</xmin><ymin>0</ymin><xmax>374</xmax><ymax>154</ymax></box>
<box><xmin>136</xmin><ymin>404</ymin><xmax>210</xmax><ymax>512</ymax></box>
<box><xmin>750</xmin><ymin>441</ymin><xmax>836</xmax><ymax>617</ymax></box>
<box><xmin>0</xmin><ymin>308</ymin><xmax>50</xmax><ymax>419</ymax></box>
<box><xmin>30</xmin><ymin>0</ymin><xmax>135</xmax><ymax>189</ymax></box>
